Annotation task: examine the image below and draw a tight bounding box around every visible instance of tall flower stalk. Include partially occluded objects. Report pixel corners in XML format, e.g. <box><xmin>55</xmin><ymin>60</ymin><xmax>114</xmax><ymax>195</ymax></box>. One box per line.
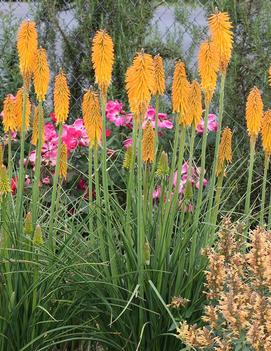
<box><xmin>244</xmin><ymin>87</ymin><xmax>263</xmax><ymax>216</ymax></box>
<box><xmin>48</xmin><ymin>71</ymin><xmax>70</xmax><ymax>251</ymax></box>
<box><xmin>31</xmin><ymin>48</ymin><xmax>50</xmax><ymax>225</ymax></box>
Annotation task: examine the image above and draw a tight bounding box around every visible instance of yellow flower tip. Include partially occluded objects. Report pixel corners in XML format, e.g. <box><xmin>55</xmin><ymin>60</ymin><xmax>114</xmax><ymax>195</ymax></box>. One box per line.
<box><xmin>33</xmin><ymin>224</ymin><xmax>44</xmax><ymax>246</ymax></box>
<box><xmin>123</xmin><ymin>145</ymin><xmax>133</xmax><ymax>170</ymax></box>
<box><xmin>172</xmin><ymin>61</ymin><xmax>190</xmax><ymax>117</ymax></box>
<box><xmin>216</xmin><ymin>127</ymin><xmax>232</xmax><ymax>176</ymax></box>
<box><xmin>246</xmin><ymin>86</ymin><xmax>263</xmax><ymax>140</ymax></box>
<box><xmin>17</xmin><ymin>20</ymin><xmax>38</xmax><ymax>80</ymax></box>
<box><xmin>153</xmin><ymin>54</ymin><xmax>165</xmax><ymax>96</ymax></box>
<box><xmin>15</xmin><ymin>88</ymin><xmax>31</xmax><ymax>132</ymax></box>
<box><xmin>208</xmin><ymin>11</ymin><xmax>233</xmax><ymax>72</ymax></box>
<box><xmin>33</xmin><ymin>48</ymin><xmax>50</xmax><ymax>102</ymax></box>
<box><xmin>31</xmin><ymin>106</ymin><xmax>44</xmax><ymax>146</ymax></box>
<box><xmin>59</xmin><ymin>143</ymin><xmax>68</xmax><ymax>180</ymax></box>
<box><xmin>198</xmin><ymin>40</ymin><xmax>220</xmax><ymax>102</ymax></box>
<box><xmin>54</xmin><ymin>71</ymin><xmax>70</xmax><ymax>124</ymax></box>
<box><xmin>3</xmin><ymin>94</ymin><xmax>16</xmax><ymax>133</ymax></box>
<box><xmin>82</xmin><ymin>90</ymin><xmax>102</xmax><ymax>147</ymax></box>
<box><xmin>125</xmin><ymin>51</ymin><xmax>155</xmax><ymax>119</ymax></box>
<box><xmin>0</xmin><ymin>164</ymin><xmax>11</xmax><ymax>195</ymax></box>
<box><xmin>142</xmin><ymin>121</ymin><xmax>155</xmax><ymax>163</ymax></box>
<box><xmin>189</xmin><ymin>80</ymin><xmax>202</xmax><ymax>127</ymax></box>
<box><xmin>92</xmin><ymin>30</ymin><xmax>114</xmax><ymax>97</ymax></box>
<box><xmin>261</xmin><ymin>110</ymin><xmax>271</xmax><ymax>155</ymax></box>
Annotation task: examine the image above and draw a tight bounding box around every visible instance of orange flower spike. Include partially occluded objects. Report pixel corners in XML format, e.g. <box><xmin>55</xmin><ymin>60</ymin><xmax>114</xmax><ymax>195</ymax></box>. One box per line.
<box><xmin>92</xmin><ymin>30</ymin><xmax>114</xmax><ymax>97</ymax></box>
<box><xmin>125</xmin><ymin>51</ymin><xmax>155</xmax><ymax>119</ymax></box>
<box><xmin>172</xmin><ymin>61</ymin><xmax>190</xmax><ymax>117</ymax></box>
<box><xmin>153</xmin><ymin>54</ymin><xmax>165</xmax><ymax>95</ymax></box>
<box><xmin>82</xmin><ymin>90</ymin><xmax>102</xmax><ymax>147</ymax></box>
<box><xmin>14</xmin><ymin>88</ymin><xmax>31</xmax><ymax>132</ymax></box>
<box><xmin>216</xmin><ymin>127</ymin><xmax>232</xmax><ymax>176</ymax></box>
<box><xmin>54</xmin><ymin>71</ymin><xmax>70</xmax><ymax>124</ymax></box>
<box><xmin>208</xmin><ymin>11</ymin><xmax>233</xmax><ymax>72</ymax></box>
<box><xmin>142</xmin><ymin>121</ymin><xmax>155</xmax><ymax>163</ymax></box>
<box><xmin>17</xmin><ymin>20</ymin><xmax>38</xmax><ymax>80</ymax></box>
<box><xmin>189</xmin><ymin>80</ymin><xmax>202</xmax><ymax>127</ymax></box>
<box><xmin>59</xmin><ymin>144</ymin><xmax>68</xmax><ymax>180</ymax></box>
<box><xmin>198</xmin><ymin>40</ymin><xmax>219</xmax><ymax>104</ymax></box>
<box><xmin>31</xmin><ymin>106</ymin><xmax>44</xmax><ymax>146</ymax></box>
<box><xmin>2</xmin><ymin>94</ymin><xmax>16</xmax><ymax>133</ymax></box>
<box><xmin>246</xmin><ymin>87</ymin><xmax>263</xmax><ymax>140</ymax></box>
<box><xmin>33</xmin><ymin>48</ymin><xmax>50</xmax><ymax>102</ymax></box>
<box><xmin>261</xmin><ymin>110</ymin><xmax>271</xmax><ymax>155</ymax></box>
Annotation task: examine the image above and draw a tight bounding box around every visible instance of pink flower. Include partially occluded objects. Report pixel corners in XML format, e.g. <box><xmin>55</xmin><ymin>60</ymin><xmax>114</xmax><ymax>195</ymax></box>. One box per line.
<box><xmin>207</xmin><ymin>114</ymin><xmax>218</xmax><ymax>132</ymax></box>
<box><xmin>42</xmin><ymin>177</ymin><xmax>50</xmax><ymax>185</ymax></box>
<box><xmin>106</xmin><ymin>129</ymin><xmax>111</xmax><ymax>138</ymax></box>
<box><xmin>44</xmin><ymin>123</ymin><xmax>58</xmax><ymax>141</ymax></box>
<box><xmin>62</xmin><ymin>125</ymin><xmax>80</xmax><ymax>151</ymax></box>
<box><xmin>196</xmin><ymin>114</ymin><xmax>218</xmax><ymax>134</ymax></box>
<box><xmin>123</xmin><ymin>138</ymin><xmax>132</xmax><ymax>149</ymax></box>
<box><xmin>153</xmin><ymin>186</ymin><xmax>161</xmax><ymax>199</ymax></box>
<box><xmin>73</xmin><ymin>119</ymin><xmax>89</xmax><ymax>147</ymax></box>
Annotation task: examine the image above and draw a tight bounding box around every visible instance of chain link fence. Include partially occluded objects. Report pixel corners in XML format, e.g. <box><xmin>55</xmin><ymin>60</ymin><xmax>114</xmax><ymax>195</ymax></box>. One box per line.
<box><xmin>0</xmin><ymin>0</ymin><xmax>213</xmax><ymax>116</ymax></box>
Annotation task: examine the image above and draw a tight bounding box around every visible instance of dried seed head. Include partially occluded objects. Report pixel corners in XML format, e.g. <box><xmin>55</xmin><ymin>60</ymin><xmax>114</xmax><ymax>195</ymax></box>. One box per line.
<box><xmin>0</xmin><ymin>165</ymin><xmax>11</xmax><ymax>195</ymax></box>
<box><xmin>123</xmin><ymin>145</ymin><xmax>133</xmax><ymax>170</ymax></box>
<box><xmin>33</xmin><ymin>224</ymin><xmax>44</xmax><ymax>245</ymax></box>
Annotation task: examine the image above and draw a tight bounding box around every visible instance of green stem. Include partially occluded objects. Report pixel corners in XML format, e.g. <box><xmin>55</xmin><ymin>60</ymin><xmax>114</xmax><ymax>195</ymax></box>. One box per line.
<box><xmin>88</xmin><ymin>145</ymin><xmax>93</xmax><ymax>236</ymax></box>
<box><xmin>211</xmin><ymin>172</ymin><xmax>224</xmax><ymax>228</ymax></box>
<box><xmin>94</xmin><ymin>145</ymin><xmax>107</xmax><ymax>264</ymax></box>
<box><xmin>137</xmin><ymin>122</ymin><xmax>144</xmax><ymax>329</ymax></box>
<box><xmin>31</xmin><ymin>249</ymin><xmax>39</xmax><ymax>345</ymax></box>
<box><xmin>194</xmin><ymin>102</ymin><xmax>210</xmax><ymax>227</ymax></box>
<box><xmin>206</xmin><ymin>73</ymin><xmax>226</xmax><ymax>222</ymax></box>
<box><xmin>48</xmin><ymin>123</ymin><xmax>63</xmax><ymax>252</ymax></box>
<box><xmin>32</xmin><ymin>102</ymin><xmax>43</xmax><ymax>225</ymax></box>
<box><xmin>100</xmin><ymin>95</ymin><xmax>117</xmax><ymax>283</ymax></box>
<box><xmin>245</xmin><ymin>137</ymin><xmax>256</xmax><ymax>218</ymax></box>
<box><xmin>154</xmin><ymin>95</ymin><xmax>159</xmax><ymax>161</ymax></box>
<box><xmin>261</xmin><ymin>154</ymin><xmax>269</xmax><ymax>225</ymax></box>
<box><xmin>16</xmin><ymin>86</ymin><xmax>27</xmax><ymax>222</ymax></box>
